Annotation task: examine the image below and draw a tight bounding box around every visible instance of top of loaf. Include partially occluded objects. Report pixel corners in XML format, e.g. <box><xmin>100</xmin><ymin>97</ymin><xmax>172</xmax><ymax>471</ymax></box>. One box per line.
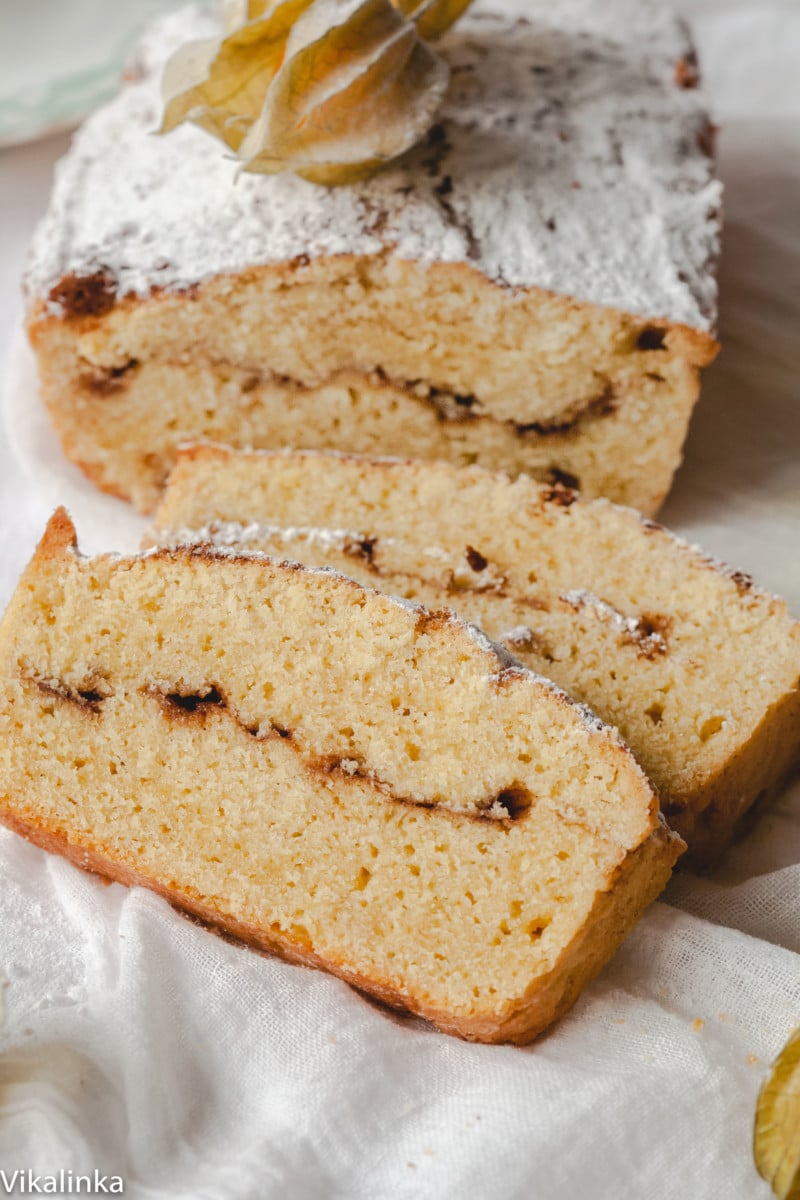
<box><xmin>25</xmin><ymin>0</ymin><xmax>721</xmax><ymax>332</ymax></box>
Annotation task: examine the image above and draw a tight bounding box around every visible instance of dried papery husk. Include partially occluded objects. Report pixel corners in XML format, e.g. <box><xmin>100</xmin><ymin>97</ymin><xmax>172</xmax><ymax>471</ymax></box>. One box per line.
<box><xmin>160</xmin><ymin>0</ymin><xmax>317</xmax><ymax>150</ymax></box>
<box><xmin>228</xmin><ymin>0</ymin><xmax>473</xmax><ymax>39</ymax></box>
<box><xmin>239</xmin><ymin>0</ymin><xmax>449</xmax><ymax>183</ymax></box>
<box><xmin>160</xmin><ymin>0</ymin><xmax>469</xmax><ymax>183</ymax></box>
<box><xmin>754</xmin><ymin>1028</ymin><xmax>800</xmax><ymax>1200</ymax></box>
<box><xmin>220</xmin><ymin>0</ymin><xmax>249</xmax><ymax>32</ymax></box>
<box><xmin>222</xmin><ymin>0</ymin><xmax>289</xmax><ymax>30</ymax></box>
<box><xmin>392</xmin><ymin>0</ymin><xmax>473</xmax><ymax>40</ymax></box>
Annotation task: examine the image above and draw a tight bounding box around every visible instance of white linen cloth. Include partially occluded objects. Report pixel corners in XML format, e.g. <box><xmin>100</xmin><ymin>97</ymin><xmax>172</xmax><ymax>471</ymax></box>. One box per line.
<box><xmin>0</xmin><ymin>3</ymin><xmax>798</xmax><ymax>1196</ymax></box>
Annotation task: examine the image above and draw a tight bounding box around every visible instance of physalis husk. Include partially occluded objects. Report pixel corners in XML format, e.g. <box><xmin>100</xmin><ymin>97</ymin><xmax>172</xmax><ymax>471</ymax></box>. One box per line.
<box><xmin>159</xmin><ymin>0</ymin><xmax>472</xmax><ymax>184</ymax></box>
<box><xmin>392</xmin><ymin>0</ymin><xmax>473</xmax><ymax>40</ymax></box>
<box><xmin>160</xmin><ymin>0</ymin><xmax>317</xmax><ymax>152</ymax></box>
<box><xmin>221</xmin><ymin>0</ymin><xmax>470</xmax><ymax>37</ymax></box>
<box><xmin>754</xmin><ymin>1028</ymin><xmax>800</xmax><ymax>1200</ymax></box>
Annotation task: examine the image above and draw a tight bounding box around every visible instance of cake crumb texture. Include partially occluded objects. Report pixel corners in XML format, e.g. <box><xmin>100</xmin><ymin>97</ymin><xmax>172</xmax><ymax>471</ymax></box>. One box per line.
<box><xmin>153</xmin><ymin>447</ymin><xmax>800</xmax><ymax>867</ymax></box>
<box><xmin>0</xmin><ymin>509</ymin><xmax>680</xmax><ymax>1044</ymax></box>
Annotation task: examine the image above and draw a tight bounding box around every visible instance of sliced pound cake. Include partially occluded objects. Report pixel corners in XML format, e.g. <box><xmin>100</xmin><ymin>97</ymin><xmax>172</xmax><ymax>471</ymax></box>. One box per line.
<box><xmin>153</xmin><ymin>446</ymin><xmax>800</xmax><ymax>868</ymax></box>
<box><xmin>24</xmin><ymin>0</ymin><xmax>719</xmax><ymax>515</ymax></box>
<box><xmin>0</xmin><ymin>510</ymin><xmax>681</xmax><ymax>1044</ymax></box>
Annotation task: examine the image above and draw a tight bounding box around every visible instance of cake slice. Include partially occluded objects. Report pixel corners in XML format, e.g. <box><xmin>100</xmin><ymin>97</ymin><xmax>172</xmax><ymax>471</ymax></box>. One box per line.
<box><xmin>24</xmin><ymin>0</ymin><xmax>719</xmax><ymax>516</ymax></box>
<box><xmin>152</xmin><ymin>446</ymin><xmax>800</xmax><ymax>868</ymax></box>
<box><xmin>0</xmin><ymin>510</ymin><xmax>681</xmax><ymax>1044</ymax></box>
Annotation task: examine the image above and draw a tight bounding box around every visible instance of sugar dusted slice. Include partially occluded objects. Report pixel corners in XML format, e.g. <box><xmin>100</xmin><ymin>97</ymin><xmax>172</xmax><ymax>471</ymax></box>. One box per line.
<box><xmin>0</xmin><ymin>510</ymin><xmax>680</xmax><ymax>1043</ymax></box>
<box><xmin>153</xmin><ymin>446</ymin><xmax>800</xmax><ymax>867</ymax></box>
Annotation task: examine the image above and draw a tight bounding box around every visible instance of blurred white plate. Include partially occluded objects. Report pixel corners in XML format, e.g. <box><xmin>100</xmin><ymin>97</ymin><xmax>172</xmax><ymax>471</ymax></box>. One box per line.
<box><xmin>0</xmin><ymin>0</ymin><xmax>186</xmax><ymax>147</ymax></box>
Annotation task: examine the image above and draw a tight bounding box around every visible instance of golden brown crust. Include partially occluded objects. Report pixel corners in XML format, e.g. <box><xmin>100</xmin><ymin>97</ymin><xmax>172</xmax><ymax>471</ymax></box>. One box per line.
<box><xmin>667</xmin><ymin>685</ymin><xmax>800</xmax><ymax>870</ymax></box>
<box><xmin>36</xmin><ymin>504</ymin><xmax>78</xmax><ymax>556</ymax></box>
<box><xmin>458</xmin><ymin>821</ymin><xmax>681</xmax><ymax>1043</ymax></box>
<box><xmin>45</xmin><ymin>270</ymin><xmax>118</xmax><ymax>320</ymax></box>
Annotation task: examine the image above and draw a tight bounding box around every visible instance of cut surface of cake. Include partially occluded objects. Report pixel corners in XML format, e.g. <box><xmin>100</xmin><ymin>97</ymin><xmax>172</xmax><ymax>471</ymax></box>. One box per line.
<box><xmin>0</xmin><ymin>510</ymin><xmax>681</xmax><ymax>1044</ymax></box>
<box><xmin>25</xmin><ymin>0</ymin><xmax>720</xmax><ymax>516</ymax></box>
<box><xmin>152</xmin><ymin>446</ymin><xmax>800</xmax><ymax>868</ymax></box>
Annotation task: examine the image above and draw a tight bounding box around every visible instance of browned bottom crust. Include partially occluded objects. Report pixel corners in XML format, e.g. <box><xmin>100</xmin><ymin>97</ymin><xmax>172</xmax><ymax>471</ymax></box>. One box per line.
<box><xmin>0</xmin><ymin>806</ymin><xmax>678</xmax><ymax>1044</ymax></box>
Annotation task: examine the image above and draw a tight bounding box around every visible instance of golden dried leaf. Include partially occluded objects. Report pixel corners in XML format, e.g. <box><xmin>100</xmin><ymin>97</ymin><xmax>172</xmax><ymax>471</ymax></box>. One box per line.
<box><xmin>754</xmin><ymin>1028</ymin><xmax>800</xmax><ymax>1200</ymax></box>
<box><xmin>239</xmin><ymin>0</ymin><xmax>448</xmax><ymax>181</ymax></box>
<box><xmin>160</xmin><ymin>0</ymin><xmax>316</xmax><ymax>149</ymax></box>
<box><xmin>223</xmin><ymin>0</ymin><xmax>287</xmax><ymax>30</ymax></box>
<box><xmin>220</xmin><ymin>0</ymin><xmax>249</xmax><ymax>32</ymax></box>
<box><xmin>160</xmin><ymin>36</ymin><xmax>221</xmax><ymax>131</ymax></box>
<box><xmin>230</xmin><ymin>0</ymin><xmax>472</xmax><ymax>38</ymax></box>
<box><xmin>393</xmin><ymin>0</ymin><xmax>473</xmax><ymax>40</ymax></box>
<box><xmin>160</xmin><ymin>0</ymin><xmax>467</xmax><ymax>184</ymax></box>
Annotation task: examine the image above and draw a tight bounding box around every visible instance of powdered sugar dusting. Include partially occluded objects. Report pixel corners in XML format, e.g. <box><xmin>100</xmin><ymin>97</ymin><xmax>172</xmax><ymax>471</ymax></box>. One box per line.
<box><xmin>26</xmin><ymin>0</ymin><xmax>719</xmax><ymax>331</ymax></box>
<box><xmin>562</xmin><ymin>588</ymin><xmax>668</xmax><ymax>653</ymax></box>
<box><xmin>160</xmin><ymin>519</ymin><xmax>392</xmax><ymax>554</ymax></box>
<box><xmin>502</xmin><ymin>626</ymin><xmax>538</xmax><ymax>648</ymax></box>
<box><xmin>563</xmin><ymin>588</ymin><xmax>646</xmax><ymax>638</ymax></box>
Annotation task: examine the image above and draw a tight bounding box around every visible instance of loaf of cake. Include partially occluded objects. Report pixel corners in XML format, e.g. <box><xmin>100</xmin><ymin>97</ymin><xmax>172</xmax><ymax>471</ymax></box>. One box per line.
<box><xmin>152</xmin><ymin>446</ymin><xmax>800</xmax><ymax>868</ymax></box>
<box><xmin>25</xmin><ymin>0</ymin><xmax>720</xmax><ymax>516</ymax></box>
<box><xmin>0</xmin><ymin>510</ymin><xmax>681</xmax><ymax>1044</ymax></box>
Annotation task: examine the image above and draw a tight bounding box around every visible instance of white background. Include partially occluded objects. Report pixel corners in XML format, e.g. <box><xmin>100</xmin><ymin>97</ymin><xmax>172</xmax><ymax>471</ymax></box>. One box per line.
<box><xmin>0</xmin><ymin>2</ymin><xmax>798</xmax><ymax>1197</ymax></box>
